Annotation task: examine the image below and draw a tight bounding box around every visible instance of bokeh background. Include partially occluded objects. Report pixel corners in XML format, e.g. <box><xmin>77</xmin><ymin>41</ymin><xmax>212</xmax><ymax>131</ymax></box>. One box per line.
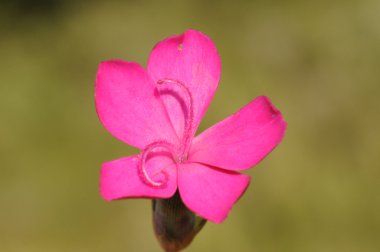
<box><xmin>1</xmin><ymin>0</ymin><xmax>379</xmax><ymax>251</ymax></box>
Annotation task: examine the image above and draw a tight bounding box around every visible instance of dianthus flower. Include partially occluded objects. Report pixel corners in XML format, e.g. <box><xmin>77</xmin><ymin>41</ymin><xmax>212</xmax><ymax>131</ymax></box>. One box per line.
<box><xmin>95</xmin><ymin>30</ymin><xmax>286</xmax><ymax>225</ymax></box>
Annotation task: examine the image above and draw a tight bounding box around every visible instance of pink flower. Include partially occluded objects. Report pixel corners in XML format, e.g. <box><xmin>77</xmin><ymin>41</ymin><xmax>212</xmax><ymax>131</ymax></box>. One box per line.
<box><xmin>95</xmin><ymin>30</ymin><xmax>286</xmax><ymax>223</ymax></box>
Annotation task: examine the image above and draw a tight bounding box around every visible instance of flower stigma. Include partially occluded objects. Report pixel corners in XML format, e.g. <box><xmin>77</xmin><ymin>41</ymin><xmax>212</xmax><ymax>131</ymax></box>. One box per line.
<box><xmin>138</xmin><ymin>140</ymin><xmax>176</xmax><ymax>188</ymax></box>
<box><xmin>138</xmin><ymin>79</ymin><xmax>195</xmax><ymax>188</ymax></box>
<box><xmin>157</xmin><ymin>78</ymin><xmax>194</xmax><ymax>157</ymax></box>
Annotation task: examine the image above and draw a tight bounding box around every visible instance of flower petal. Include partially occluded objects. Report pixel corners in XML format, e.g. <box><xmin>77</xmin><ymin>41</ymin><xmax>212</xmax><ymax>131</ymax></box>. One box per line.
<box><xmin>178</xmin><ymin>162</ymin><xmax>250</xmax><ymax>223</ymax></box>
<box><xmin>95</xmin><ymin>60</ymin><xmax>178</xmax><ymax>149</ymax></box>
<box><xmin>147</xmin><ymin>29</ymin><xmax>221</xmax><ymax>138</ymax></box>
<box><xmin>189</xmin><ymin>96</ymin><xmax>287</xmax><ymax>171</ymax></box>
<box><xmin>100</xmin><ymin>155</ymin><xmax>177</xmax><ymax>200</ymax></box>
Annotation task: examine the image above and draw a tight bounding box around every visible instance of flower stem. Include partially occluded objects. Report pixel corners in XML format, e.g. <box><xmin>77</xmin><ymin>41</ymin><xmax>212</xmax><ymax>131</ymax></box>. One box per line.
<box><xmin>152</xmin><ymin>191</ymin><xmax>206</xmax><ymax>252</ymax></box>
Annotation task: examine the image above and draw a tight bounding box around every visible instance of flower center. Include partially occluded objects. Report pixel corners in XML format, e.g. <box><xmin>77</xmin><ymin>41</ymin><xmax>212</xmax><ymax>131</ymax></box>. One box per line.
<box><xmin>138</xmin><ymin>78</ymin><xmax>195</xmax><ymax>188</ymax></box>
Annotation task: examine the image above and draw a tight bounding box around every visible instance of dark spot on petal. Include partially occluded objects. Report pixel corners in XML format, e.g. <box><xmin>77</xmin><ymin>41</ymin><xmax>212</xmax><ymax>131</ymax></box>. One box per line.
<box><xmin>269</xmin><ymin>104</ymin><xmax>279</xmax><ymax>118</ymax></box>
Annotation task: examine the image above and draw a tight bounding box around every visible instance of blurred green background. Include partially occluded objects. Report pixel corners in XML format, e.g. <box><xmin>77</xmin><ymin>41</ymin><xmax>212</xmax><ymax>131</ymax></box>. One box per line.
<box><xmin>1</xmin><ymin>0</ymin><xmax>379</xmax><ymax>251</ymax></box>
